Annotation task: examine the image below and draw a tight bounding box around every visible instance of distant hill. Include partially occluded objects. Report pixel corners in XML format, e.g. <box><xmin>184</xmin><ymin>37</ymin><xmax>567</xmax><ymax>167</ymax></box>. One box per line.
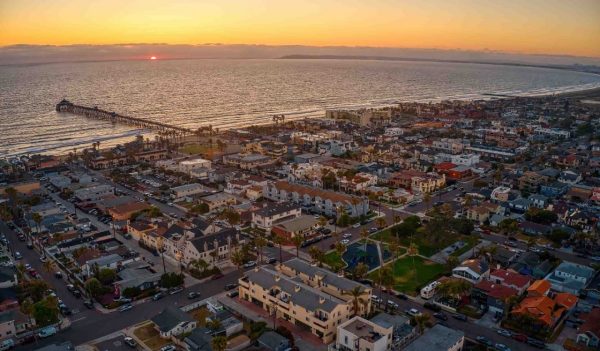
<box><xmin>280</xmin><ymin>54</ymin><xmax>600</xmax><ymax>75</ymax></box>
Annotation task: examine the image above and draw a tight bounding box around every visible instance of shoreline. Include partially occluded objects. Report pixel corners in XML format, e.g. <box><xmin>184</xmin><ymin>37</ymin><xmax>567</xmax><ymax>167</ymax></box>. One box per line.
<box><xmin>3</xmin><ymin>84</ymin><xmax>600</xmax><ymax>159</ymax></box>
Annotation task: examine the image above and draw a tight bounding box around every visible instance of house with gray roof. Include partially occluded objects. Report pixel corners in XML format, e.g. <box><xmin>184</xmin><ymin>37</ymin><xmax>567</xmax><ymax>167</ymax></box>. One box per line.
<box><xmin>151</xmin><ymin>306</ymin><xmax>197</xmax><ymax>338</ymax></box>
<box><xmin>184</xmin><ymin>327</ymin><xmax>213</xmax><ymax>351</ymax></box>
<box><xmin>403</xmin><ymin>324</ymin><xmax>464</xmax><ymax>351</ymax></box>
<box><xmin>546</xmin><ymin>261</ymin><xmax>596</xmax><ymax>295</ymax></box>
<box><xmin>257</xmin><ymin>331</ymin><xmax>291</xmax><ymax>351</ymax></box>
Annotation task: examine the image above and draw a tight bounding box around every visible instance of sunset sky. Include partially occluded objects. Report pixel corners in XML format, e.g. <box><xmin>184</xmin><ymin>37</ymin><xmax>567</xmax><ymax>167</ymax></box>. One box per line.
<box><xmin>1</xmin><ymin>0</ymin><xmax>600</xmax><ymax>57</ymax></box>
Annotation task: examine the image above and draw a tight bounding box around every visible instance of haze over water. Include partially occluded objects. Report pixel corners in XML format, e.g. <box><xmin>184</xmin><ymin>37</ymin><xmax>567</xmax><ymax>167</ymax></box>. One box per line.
<box><xmin>2</xmin><ymin>58</ymin><xmax>600</xmax><ymax>157</ymax></box>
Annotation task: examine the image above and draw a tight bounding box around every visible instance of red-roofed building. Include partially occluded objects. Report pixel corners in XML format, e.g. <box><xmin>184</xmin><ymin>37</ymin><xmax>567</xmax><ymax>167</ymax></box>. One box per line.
<box><xmin>490</xmin><ymin>269</ymin><xmax>532</xmax><ymax>294</ymax></box>
<box><xmin>472</xmin><ymin>280</ymin><xmax>520</xmax><ymax>313</ymax></box>
<box><xmin>576</xmin><ymin>307</ymin><xmax>600</xmax><ymax>348</ymax></box>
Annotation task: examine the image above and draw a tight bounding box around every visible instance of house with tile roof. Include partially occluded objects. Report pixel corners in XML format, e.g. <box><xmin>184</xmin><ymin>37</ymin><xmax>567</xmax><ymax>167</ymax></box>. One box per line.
<box><xmin>576</xmin><ymin>307</ymin><xmax>600</xmax><ymax>349</ymax></box>
<box><xmin>489</xmin><ymin>269</ymin><xmax>532</xmax><ymax>294</ymax></box>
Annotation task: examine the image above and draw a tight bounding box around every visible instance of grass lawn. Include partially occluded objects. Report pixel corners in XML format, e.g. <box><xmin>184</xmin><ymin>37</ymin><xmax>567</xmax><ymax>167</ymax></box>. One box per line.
<box><xmin>371</xmin><ymin>228</ymin><xmax>394</xmax><ymax>242</ymax></box>
<box><xmin>370</xmin><ymin>256</ymin><xmax>447</xmax><ymax>294</ymax></box>
<box><xmin>190</xmin><ymin>306</ymin><xmax>210</xmax><ymax>326</ymax></box>
<box><xmin>180</xmin><ymin>143</ymin><xmax>219</xmax><ymax>155</ymax></box>
<box><xmin>133</xmin><ymin>322</ymin><xmax>170</xmax><ymax>351</ymax></box>
<box><xmin>323</xmin><ymin>251</ymin><xmax>346</xmax><ymax>271</ymax></box>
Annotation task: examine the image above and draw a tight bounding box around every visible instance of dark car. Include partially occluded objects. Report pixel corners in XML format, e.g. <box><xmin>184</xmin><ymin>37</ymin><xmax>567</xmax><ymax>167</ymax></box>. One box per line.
<box><xmin>394</xmin><ymin>292</ymin><xmax>407</xmax><ymax>300</ymax></box>
<box><xmin>433</xmin><ymin>312</ymin><xmax>448</xmax><ymax>321</ymax></box>
<box><xmin>187</xmin><ymin>292</ymin><xmax>200</xmax><ymax>299</ymax></box>
<box><xmin>227</xmin><ymin>290</ymin><xmax>239</xmax><ymax>298</ymax></box>
<box><xmin>476</xmin><ymin>336</ymin><xmax>493</xmax><ymax>347</ymax></box>
<box><xmin>211</xmin><ymin>273</ymin><xmax>224</xmax><ymax>280</ymax></box>
<box><xmin>452</xmin><ymin>313</ymin><xmax>468</xmax><ymax>321</ymax></box>
<box><xmin>424</xmin><ymin>302</ymin><xmax>441</xmax><ymax>312</ymax></box>
<box><xmin>527</xmin><ymin>338</ymin><xmax>546</xmax><ymax>348</ymax></box>
<box><xmin>72</xmin><ymin>290</ymin><xmax>82</xmax><ymax>298</ymax></box>
<box><xmin>225</xmin><ymin>283</ymin><xmax>238</xmax><ymax>291</ymax></box>
<box><xmin>83</xmin><ymin>300</ymin><xmax>94</xmax><ymax>309</ymax></box>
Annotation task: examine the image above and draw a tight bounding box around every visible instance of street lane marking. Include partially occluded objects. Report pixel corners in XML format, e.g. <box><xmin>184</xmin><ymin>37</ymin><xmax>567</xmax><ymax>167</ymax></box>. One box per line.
<box><xmin>71</xmin><ymin>317</ymin><xmax>87</xmax><ymax>323</ymax></box>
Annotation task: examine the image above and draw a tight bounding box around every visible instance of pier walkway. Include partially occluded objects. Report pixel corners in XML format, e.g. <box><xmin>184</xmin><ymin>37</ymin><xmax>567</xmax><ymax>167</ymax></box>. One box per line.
<box><xmin>56</xmin><ymin>99</ymin><xmax>210</xmax><ymax>136</ymax></box>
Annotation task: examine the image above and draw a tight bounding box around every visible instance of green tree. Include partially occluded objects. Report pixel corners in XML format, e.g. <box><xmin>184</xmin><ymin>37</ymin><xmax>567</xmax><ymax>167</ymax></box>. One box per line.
<box><xmin>122</xmin><ymin>287</ymin><xmax>141</xmax><ymax>298</ymax></box>
<box><xmin>211</xmin><ymin>335</ymin><xmax>228</xmax><ymax>351</ymax></box>
<box><xmin>272</xmin><ymin>235</ymin><xmax>285</xmax><ymax>263</ymax></box>
<box><xmin>32</xmin><ymin>212</ymin><xmax>43</xmax><ymax>234</ymax></box>
<box><xmin>344</xmin><ymin>286</ymin><xmax>367</xmax><ymax>316</ymax></box>
<box><xmin>375</xmin><ymin>266</ymin><xmax>394</xmax><ymax>309</ymax></box>
<box><xmin>353</xmin><ymin>262</ymin><xmax>369</xmax><ymax>280</ymax></box>
<box><xmin>254</xmin><ymin>236</ymin><xmax>268</xmax><ymax>264</ymax></box>
<box><xmin>291</xmin><ymin>235</ymin><xmax>304</xmax><ymax>257</ymax></box>
<box><xmin>32</xmin><ymin>297</ymin><xmax>59</xmax><ymax>326</ymax></box>
<box><xmin>97</xmin><ymin>268</ymin><xmax>117</xmax><ymax>285</ymax></box>
<box><xmin>231</xmin><ymin>250</ymin><xmax>246</xmax><ymax>277</ymax></box>
<box><xmin>413</xmin><ymin>313</ymin><xmax>431</xmax><ymax>335</ymax></box>
<box><xmin>190</xmin><ymin>203</ymin><xmax>209</xmax><ymax>215</ymax></box>
<box><xmin>159</xmin><ymin>272</ymin><xmax>184</xmax><ymax>288</ymax></box>
<box><xmin>84</xmin><ymin>278</ymin><xmax>104</xmax><ymax>298</ymax></box>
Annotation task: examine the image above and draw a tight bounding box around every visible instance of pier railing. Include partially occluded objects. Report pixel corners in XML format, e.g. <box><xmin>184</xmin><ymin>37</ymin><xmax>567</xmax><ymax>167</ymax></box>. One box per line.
<box><xmin>55</xmin><ymin>99</ymin><xmax>211</xmax><ymax>136</ymax></box>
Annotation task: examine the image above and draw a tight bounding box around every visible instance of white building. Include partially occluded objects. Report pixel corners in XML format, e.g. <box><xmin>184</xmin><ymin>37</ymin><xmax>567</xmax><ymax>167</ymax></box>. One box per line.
<box><xmin>171</xmin><ymin>183</ymin><xmax>211</xmax><ymax>200</ymax></box>
<box><xmin>179</xmin><ymin>158</ymin><xmax>212</xmax><ymax>174</ymax></box>
<box><xmin>452</xmin><ymin>258</ymin><xmax>490</xmax><ymax>284</ymax></box>
<box><xmin>74</xmin><ymin>184</ymin><xmax>114</xmax><ymax>202</ymax></box>
<box><xmin>251</xmin><ymin>203</ymin><xmax>302</xmax><ymax>230</ymax></box>
<box><xmin>336</xmin><ymin>316</ymin><xmax>393</xmax><ymax>351</ymax></box>
<box><xmin>450</xmin><ymin>153</ymin><xmax>480</xmax><ymax>166</ymax></box>
<box><xmin>384</xmin><ymin>127</ymin><xmax>405</xmax><ymax>137</ymax></box>
<box><xmin>403</xmin><ymin>324</ymin><xmax>464</xmax><ymax>351</ymax></box>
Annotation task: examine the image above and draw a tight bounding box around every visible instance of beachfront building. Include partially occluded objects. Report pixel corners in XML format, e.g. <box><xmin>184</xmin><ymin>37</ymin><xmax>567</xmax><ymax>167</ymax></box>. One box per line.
<box><xmin>251</xmin><ymin>203</ymin><xmax>302</xmax><ymax>231</ymax></box>
<box><xmin>335</xmin><ymin>316</ymin><xmax>394</xmax><ymax>351</ymax></box>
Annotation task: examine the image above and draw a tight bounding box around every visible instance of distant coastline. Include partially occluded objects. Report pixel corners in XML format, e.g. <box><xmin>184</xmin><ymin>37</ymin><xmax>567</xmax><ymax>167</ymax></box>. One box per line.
<box><xmin>280</xmin><ymin>54</ymin><xmax>600</xmax><ymax>76</ymax></box>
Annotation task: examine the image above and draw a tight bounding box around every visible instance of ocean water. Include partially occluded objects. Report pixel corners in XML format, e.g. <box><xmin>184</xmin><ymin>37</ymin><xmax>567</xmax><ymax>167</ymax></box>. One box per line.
<box><xmin>1</xmin><ymin>58</ymin><xmax>600</xmax><ymax>157</ymax></box>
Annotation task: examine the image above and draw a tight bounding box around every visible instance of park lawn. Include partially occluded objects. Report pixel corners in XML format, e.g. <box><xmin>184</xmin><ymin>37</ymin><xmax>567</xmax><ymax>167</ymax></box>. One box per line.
<box><xmin>370</xmin><ymin>256</ymin><xmax>447</xmax><ymax>294</ymax></box>
<box><xmin>180</xmin><ymin>143</ymin><xmax>220</xmax><ymax>155</ymax></box>
<box><xmin>323</xmin><ymin>251</ymin><xmax>346</xmax><ymax>271</ymax></box>
<box><xmin>371</xmin><ymin>228</ymin><xmax>394</xmax><ymax>242</ymax></box>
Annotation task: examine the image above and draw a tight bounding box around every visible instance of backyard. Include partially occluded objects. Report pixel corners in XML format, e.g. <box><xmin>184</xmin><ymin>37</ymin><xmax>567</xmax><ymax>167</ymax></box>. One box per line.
<box><xmin>370</xmin><ymin>256</ymin><xmax>447</xmax><ymax>295</ymax></box>
<box><xmin>133</xmin><ymin>322</ymin><xmax>170</xmax><ymax>351</ymax></box>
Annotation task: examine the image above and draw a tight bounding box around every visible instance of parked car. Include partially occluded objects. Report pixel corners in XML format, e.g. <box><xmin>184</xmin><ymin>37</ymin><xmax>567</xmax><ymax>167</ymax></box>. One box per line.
<box><xmin>527</xmin><ymin>338</ymin><xmax>546</xmax><ymax>348</ymax></box>
<box><xmin>0</xmin><ymin>339</ymin><xmax>14</xmax><ymax>351</ymax></box>
<box><xmin>38</xmin><ymin>326</ymin><xmax>58</xmax><ymax>338</ymax></box>
<box><xmin>452</xmin><ymin>314</ymin><xmax>468</xmax><ymax>321</ymax></box>
<box><xmin>66</xmin><ymin>284</ymin><xmax>76</xmax><ymax>292</ymax></box>
<box><xmin>424</xmin><ymin>302</ymin><xmax>441</xmax><ymax>312</ymax></box>
<box><xmin>225</xmin><ymin>283</ymin><xmax>238</xmax><ymax>291</ymax></box>
<box><xmin>394</xmin><ymin>292</ymin><xmax>407</xmax><ymax>300</ymax></box>
<box><xmin>341</xmin><ymin>239</ymin><xmax>350</xmax><ymax>245</ymax></box>
<box><xmin>342</xmin><ymin>233</ymin><xmax>352</xmax><ymax>239</ymax></box>
<box><xmin>169</xmin><ymin>287</ymin><xmax>184</xmax><ymax>295</ymax></box>
<box><xmin>211</xmin><ymin>273</ymin><xmax>224</xmax><ymax>280</ymax></box>
<box><xmin>54</xmin><ymin>271</ymin><xmax>63</xmax><ymax>279</ymax></box>
<box><xmin>512</xmin><ymin>333</ymin><xmax>528</xmax><ymax>343</ymax></box>
<box><xmin>160</xmin><ymin>345</ymin><xmax>176</xmax><ymax>351</ymax></box>
<box><xmin>152</xmin><ymin>292</ymin><xmax>166</xmax><ymax>301</ymax></box>
<box><xmin>72</xmin><ymin>290</ymin><xmax>82</xmax><ymax>298</ymax></box>
<box><xmin>406</xmin><ymin>308</ymin><xmax>421</xmax><ymax>317</ymax></box>
<box><xmin>476</xmin><ymin>336</ymin><xmax>493</xmax><ymax>347</ymax></box>
<box><xmin>123</xmin><ymin>337</ymin><xmax>137</xmax><ymax>348</ymax></box>
<box><xmin>371</xmin><ymin>295</ymin><xmax>383</xmax><ymax>304</ymax></box>
<box><xmin>433</xmin><ymin>312</ymin><xmax>447</xmax><ymax>321</ymax></box>
<box><xmin>243</xmin><ymin>261</ymin><xmax>257</xmax><ymax>268</ymax></box>
<box><xmin>495</xmin><ymin>343</ymin><xmax>511</xmax><ymax>351</ymax></box>
<box><xmin>386</xmin><ymin>300</ymin><xmax>399</xmax><ymax>309</ymax></box>
<box><xmin>118</xmin><ymin>304</ymin><xmax>133</xmax><ymax>312</ymax></box>
<box><xmin>187</xmin><ymin>292</ymin><xmax>200</xmax><ymax>299</ymax></box>
<box><xmin>83</xmin><ymin>300</ymin><xmax>94</xmax><ymax>309</ymax></box>
<box><xmin>14</xmin><ymin>252</ymin><xmax>22</xmax><ymax>260</ymax></box>
<box><xmin>496</xmin><ymin>329</ymin><xmax>512</xmax><ymax>337</ymax></box>
<box><xmin>226</xmin><ymin>290</ymin><xmax>239</xmax><ymax>298</ymax></box>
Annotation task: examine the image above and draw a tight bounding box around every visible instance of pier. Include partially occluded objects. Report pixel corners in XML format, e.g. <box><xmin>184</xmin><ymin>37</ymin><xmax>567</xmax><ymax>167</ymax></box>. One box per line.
<box><xmin>55</xmin><ymin>99</ymin><xmax>211</xmax><ymax>137</ymax></box>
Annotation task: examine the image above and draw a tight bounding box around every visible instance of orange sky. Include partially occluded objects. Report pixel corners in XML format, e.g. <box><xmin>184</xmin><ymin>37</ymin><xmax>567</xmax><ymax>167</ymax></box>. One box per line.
<box><xmin>1</xmin><ymin>0</ymin><xmax>599</xmax><ymax>57</ymax></box>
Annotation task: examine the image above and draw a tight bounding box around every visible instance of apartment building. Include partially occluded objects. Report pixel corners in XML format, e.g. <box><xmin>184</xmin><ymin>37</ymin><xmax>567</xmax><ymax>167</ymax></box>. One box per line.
<box><xmin>223</xmin><ymin>153</ymin><xmax>274</xmax><ymax>170</ymax></box>
<box><xmin>335</xmin><ymin>316</ymin><xmax>393</xmax><ymax>351</ymax></box>
<box><xmin>74</xmin><ymin>184</ymin><xmax>113</xmax><ymax>202</ymax></box>
<box><xmin>403</xmin><ymin>324</ymin><xmax>464</xmax><ymax>351</ymax></box>
<box><xmin>180</xmin><ymin>228</ymin><xmax>245</xmax><ymax>268</ymax></box>
<box><xmin>251</xmin><ymin>203</ymin><xmax>302</xmax><ymax>230</ymax></box>
<box><xmin>171</xmin><ymin>183</ymin><xmax>212</xmax><ymax>200</ymax></box>
<box><xmin>450</xmin><ymin>153</ymin><xmax>480</xmax><ymax>166</ymax></box>
<box><xmin>239</xmin><ymin>266</ymin><xmax>353</xmax><ymax>343</ymax></box>
<box><xmin>432</xmin><ymin>138</ymin><xmax>464</xmax><ymax>154</ymax></box>
<box><xmin>279</xmin><ymin>258</ymin><xmax>372</xmax><ymax>316</ymax></box>
<box><xmin>243</xmin><ymin>141</ymin><xmax>287</xmax><ymax>158</ymax></box>
<box><xmin>263</xmin><ymin>181</ymin><xmax>369</xmax><ymax>218</ymax></box>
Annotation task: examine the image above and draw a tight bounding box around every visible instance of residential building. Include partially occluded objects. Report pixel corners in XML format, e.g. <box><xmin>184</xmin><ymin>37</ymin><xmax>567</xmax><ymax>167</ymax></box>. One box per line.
<box><xmin>171</xmin><ymin>183</ymin><xmax>212</xmax><ymax>200</ymax></box>
<box><xmin>369</xmin><ymin>313</ymin><xmax>416</xmax><ymax>349</ymax></box>
<box><xmin>239</xmin><ymin>266</ymin><xmax>354</xmax><ymax>343</ymax></box>
<box><xmin>178</xmin><ymin>158</ymin><xmax>212</xmax><ymax>175</ymax></box>
<box><xmin>264</xmin><ymin>181</ymin><xmax>369</xmax><ymax>218</ymax></box>
<box><xmin>335</xmin><ymin>316</ymin><xmax>393</xmax><ymax>351</ymax></box>
<box><xmin>489</xmin><ymin>269</ymin><xmax>531</xmax><ymax>294</ymax></box>
<box><xmin>244</xmin><ymin>141</ymin><xmax>287</xmax><ymax>158</ymax></box>
<box><xmin>199</xmin><ymin>192</ymin><xmax>237</xmax><ymax>211</ymax></box>
<box><xmin>108</xmin><ymin>201</ymin><xmax>151</xmax><ymax>221</ymax></box>
<box><xmin>472</xmin><ymin>280</ymin><xmax>519</xmax><ymax>314</ymax></box>
<box><xmin>257</xmin><ymin>331</ymin><xmax>292</xmax><ymax>351</ymax></box>
<box><xmin>151</xmin><ymin>306</ymin><xmax>197</xmax><ymax>338</ymax></box>
<box><xmin>271</xmin><ymin>215</ymin><xmax>318</xmax><ymax>241</ymax></box>
<box><xmin>251</xmin><ymin>203</ymin><xmax>302</xmax><ymax>231</ymax></box>
<box><xmin>403</xmin><ymin>324</ymin><xmax>464</xmax><ymax>351</ymax></box>
<box><xmin>545</xmin><ymin>261</ymin><xmax>595</xmax><ymax>295</ymax></box>
<box><xmin>450</xmin><ymin>153</ymin><xmax>480</xmax><ymax>166</ymax></box>
<box><xmin>74</xmin><ymin>184</ymin><xmax>113</xmax><ymax>202</ymax></box>
<box><xmin>452</xmin><ymin>258</ymin><xmax>490</xmax><ymax>284</ymax></box>
<box><xmin>180</xmin><ymin>228</ymin><xmax>244</xmax><ymax>268</ymax></box>
<box><xmin>223</xmin><ymin>153</ymin><xmax>274</xmax><ymax>170</ymax></box>
<box><xmin>490</xmin><ymin>186</ymin><xmax>512</xmax><ymax>203</ymax></box>
<box><xmin>279</xmin><ymin>258</ymin><xmax>372</xmax><ymax>316</ymax></box>
<box><xmin>318</xmin><ymin>140</ymin><xmax>359</xmax><ymax>156</ymax></box>
<box><xmin>576</xmin><ymin>307</ymin><xmax>600</xmax><ymax>349</ymax></box>
<box><xmin>466</xmin><ymin>202</ymin><xmax>501</xmax><ymax>224</ymax></box>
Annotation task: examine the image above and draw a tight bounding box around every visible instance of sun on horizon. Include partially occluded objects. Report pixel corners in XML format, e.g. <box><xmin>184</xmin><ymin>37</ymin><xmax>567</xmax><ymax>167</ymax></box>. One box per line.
<box><xmin>150</xmin><ymin>56</ymin><xmax>157</xmax><ymax>60</ymax></box>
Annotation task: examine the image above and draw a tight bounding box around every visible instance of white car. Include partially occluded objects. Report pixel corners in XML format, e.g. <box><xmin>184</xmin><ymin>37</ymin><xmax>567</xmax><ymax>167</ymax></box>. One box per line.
<box><xmin>406</xmin><ymin>308</ymin><xmax>421</xmax><ymax>317</ymax></box>
<box><xmin>341</xmin><ymin>239</ymin><xmax>350</xmax><ymax>245</ymax></box>
<box><xmin>243</xmin><ymin>261</ymin><xmax>257</xmax><ymax>268</ymax></box>
<box><xmin>342</xmin><ymin>233</ymin><xmax>352</xmax><ymax>239</ymax></box>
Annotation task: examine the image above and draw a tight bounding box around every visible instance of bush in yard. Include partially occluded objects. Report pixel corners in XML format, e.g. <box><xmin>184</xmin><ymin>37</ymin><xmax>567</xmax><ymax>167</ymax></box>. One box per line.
<box><xmin>160</xmin><ymin>272</ymin><xmax>184</xmax><ymax>288</ymax></box>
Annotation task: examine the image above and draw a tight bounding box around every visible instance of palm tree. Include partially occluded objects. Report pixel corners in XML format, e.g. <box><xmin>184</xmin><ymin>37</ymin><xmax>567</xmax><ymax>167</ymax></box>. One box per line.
<box><xmin>445</xmin><ymin>255</ymin><xmax>460</xmax><ymax>270</ymax></box>
<box><xmin>353</xmin><ymin>262</ymin><xmax>369</xmax><ymax>280</ymax></box>
<box><xmin>423</xmin><ymin>193</ymin><xmax>432</xmax><ymax>211</ymax></box>
<box><xmin>375</xmin><ymin>217</ymin><xmax>386</xmax><ymax>230</ymax></box>
<box><xmin>344</xmin><ymin>286</ymin><xmax>367</xmax><ymax>316</ymax></box>
<box><xmin>272</xmin><ymin>235</ymin><xmax>285</xmax><ymax>264</ymax></box>
<box><xmin>375</xmin><ymin>266</ymin><xmax>394</xmax><ymax>310</ymax></box>
<box><xmin>231</xmin><ymin>250</ymin><xmax>245</xmax><ymax>277</ymax></box>
<box><xmin>408</xmin><ymin>242</ymin><xmax>419</xmax><ymax>284</ymax></box>
<box><xmin>254</xmin><ymin>236</ymin><xmax>267</xmax><ymax>264</ymax></box>
<box><xmin>413</xmin><ymin>313</ymin><xmax>431</xmax><ymax>335</ymax></box>
<box><xmin>291</xmin><ymin>235</ymin><xmax>304</xmax><ymax>258</ymax></box>
<box><xmin>360</xmin><ymin>227</ymin><xmax>369</xmax><ymax>251</ymax></box>
<box><xmin>31</xmin><ymin>212</ymin><xmax>42</xmax><ymax>237</ymax></box>
<box><xmin>42</xmin><ymin>260</ymin><xmax>54</xmax><ymax>274</ymax></box>
<box><xmin>308</xmin><ymin>246</ymin><xmax>324</xmax><ymax>265</ymax></box>
<box><xmin>211</xmin><ymin>335</ymin><xmax>227</xmax><ymax>351</ymax></box>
